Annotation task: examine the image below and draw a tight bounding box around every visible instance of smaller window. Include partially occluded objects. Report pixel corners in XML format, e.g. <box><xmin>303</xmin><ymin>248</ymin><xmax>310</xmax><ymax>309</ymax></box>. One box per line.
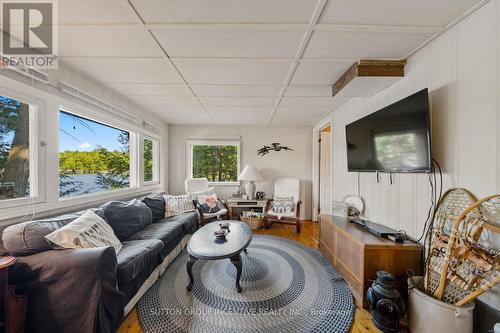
<box><xmin>188</xmin><ymin>140</ymin><xmax>240</xmax><ymax>184</ymax></box>
<box><xmin>143</xmin><ymin>138</ymin><xmax>157</xmax><ymax>183</ymax></box>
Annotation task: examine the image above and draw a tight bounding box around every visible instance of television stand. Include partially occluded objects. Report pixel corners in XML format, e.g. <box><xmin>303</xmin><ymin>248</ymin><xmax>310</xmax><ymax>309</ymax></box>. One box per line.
<box><xmin>319</xmin><ymin>215</ymin><xmax>422</xmax><ymax>308</ymax></box>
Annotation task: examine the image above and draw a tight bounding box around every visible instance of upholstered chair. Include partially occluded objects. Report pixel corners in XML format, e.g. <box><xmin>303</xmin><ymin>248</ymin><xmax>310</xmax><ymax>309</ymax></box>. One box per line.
<box><xmin>184</xmin><ymin>178</ymin><xmax>228</xmax><ymax>224</ymax></box>
<box><xmin>263</xmin><ymin>178</ymin><xmax>302</xmax><ymax>233</ymax></box>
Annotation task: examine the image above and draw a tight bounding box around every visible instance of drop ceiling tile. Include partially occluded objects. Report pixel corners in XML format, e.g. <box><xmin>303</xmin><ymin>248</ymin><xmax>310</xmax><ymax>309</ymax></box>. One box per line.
<box><xmin>146</xmin><ymin>106</ymin><xmax>207</xmax><ymax>114</ymax></box>
<box><xmin>190</xmin><ymin>85</ymin><xmax>283</xmax><ymax>97</ymax></box>
<box><xmin>303</xmin><ymin>31</ymin><xmax>433</xmax><ymax>59</ymax></box>
<box><xmin>172</xmin><ymin>59</ymin><xmax>293</xmax><ymax>85</ymax></box>
<box><xmin>130</xmin><ymin>0</ymin><xmax>318</xmax><ymax>24</ymax></box>
<box><xmin>275</xmin><ymin>106</ymin><xmax>333</xmax><ymax>117</ymax></box>
<box><xmin>270</xmin><ymin>113</ymin><xmax>320</xmax><ymax>126</ymax></box>
<box><xmin>63</xmin><ymin>58</ymin><xmax>184</xmax><ymax>84</ymax></box>
<box><xmin>291</xmin><ymin>61</ymin><xmax>352</xmax><ymax>85</ymax></box>
<box><xmin>160</xmin><ymin>114</ymin><xmax>212</xmax><ymax>124</ymax></box>
<box><xmin>280</xmin><ymin>96</ymin><xmax>339</xmax><ymax>107</ymax></box>
<box><xmin>130</xmin><ymin>96</ymin><xmax>200</xmax><ymax>106</ymax></box>
<box><xmin>60</xmin><ymin>0</ymin><xmax>139</xmax><ymax>24</ymax></box>
<box><xmin>211</xmin><ymin>114</ymin><xmax>269</xmax><ymax>125</ymax></box>
<box><xmin>151</xmin><ymin>28</ymin><xmax>305</xmax><ymax>58</ymax></box>
<box><xmin>108</xmin><ymin>84</ymin><xmax>192</xmax><ymax>96</ymax></box>
<box><xmin>270</xmin><ymin>115</ymin><xmax>321</xmax><ymax>126</ymax></box>
<box><xmin>199</xmin><ymin>97</ymin><xmax>277</xmax><ymax>107</ymax></box>
<box><xmin>319</xmin><ymin>0</ymin><xmax>482</xmax><ymax>27</ymax></box>
<box><xmin>284</xmin><ymin>85</ymin><xmax>332</xmax><ymax>97</ymax></box>
<box><xmin>205</xmin><ymin>106</ymin><xmax>273</xmax><ymax>115</ymax></box>
<box><xmin>60</xmin><ymin>26</ymin><xmax>162</xmax><ymax>58</ymax></box>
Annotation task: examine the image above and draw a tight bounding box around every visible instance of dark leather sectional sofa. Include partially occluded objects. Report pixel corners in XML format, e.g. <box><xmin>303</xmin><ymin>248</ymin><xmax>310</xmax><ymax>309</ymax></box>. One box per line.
<box><xmin>1</xmin><ymin>193</ymin><xmax>198</xmax><ymax>333</ymax></box>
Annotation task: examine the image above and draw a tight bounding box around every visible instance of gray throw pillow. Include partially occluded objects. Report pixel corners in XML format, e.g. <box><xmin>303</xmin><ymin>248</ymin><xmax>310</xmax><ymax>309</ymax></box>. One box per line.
<box><xmin>141</xmin><ymin>193</ymin><xmax>166</xmax><ymax>223</ymax></box>
<box><xmin>101</xmin><ymin>199</ymin><xmax>152</xmax><ymax>241</ymax></box>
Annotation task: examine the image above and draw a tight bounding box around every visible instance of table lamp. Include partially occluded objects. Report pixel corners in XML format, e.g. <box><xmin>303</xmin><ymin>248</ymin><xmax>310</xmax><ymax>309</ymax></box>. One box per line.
<box><xmin>238</xmin><ymin>165</ymin><xmax>262</xmax><ymax>200</ymax></box>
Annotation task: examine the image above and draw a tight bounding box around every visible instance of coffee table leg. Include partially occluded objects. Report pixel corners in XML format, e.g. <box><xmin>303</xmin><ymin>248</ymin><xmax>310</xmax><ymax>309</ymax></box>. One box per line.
<box><xmin>230</xmin><ymin>254</ymin><xmax>243</xmax><ymax>293</ymax></box>
<box><xmin>186</xmin><ymin>255</ymin><xmax>198</xmax><ymax>291</ymax></box>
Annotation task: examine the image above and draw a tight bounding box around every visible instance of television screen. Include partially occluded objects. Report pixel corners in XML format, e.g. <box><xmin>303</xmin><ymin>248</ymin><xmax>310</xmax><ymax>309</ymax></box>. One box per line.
<box><xmin>346</xmin><ymin>88</ymin><xmax>431</xmax><ymax>173</ymax></box>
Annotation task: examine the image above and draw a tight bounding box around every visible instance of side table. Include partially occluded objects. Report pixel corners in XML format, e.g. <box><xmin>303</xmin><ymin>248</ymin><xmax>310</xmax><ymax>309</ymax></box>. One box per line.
<box><xmin>226</xmin><ymin>199</ymin><xmax>268</xmax><ymax>220</ymax></box>
<box><xmin>0</xmin><ymin>256</ymin><xmax>26</xmax><ymax>333</ymax></box>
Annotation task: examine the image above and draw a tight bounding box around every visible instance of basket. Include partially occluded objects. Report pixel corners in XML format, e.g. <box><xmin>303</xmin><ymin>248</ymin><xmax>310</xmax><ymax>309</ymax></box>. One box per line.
<box><xmin>240</xmin><ymin>216</ymin><xmax>263</xmax><ymax>230</ymax></box>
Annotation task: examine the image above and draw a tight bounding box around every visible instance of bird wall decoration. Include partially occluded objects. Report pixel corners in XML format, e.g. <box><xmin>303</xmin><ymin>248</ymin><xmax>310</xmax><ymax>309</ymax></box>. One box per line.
<box><xmin>257</xmin><ymin>143</ymin><xmax>294</xmax><ymax>156</ymax></box>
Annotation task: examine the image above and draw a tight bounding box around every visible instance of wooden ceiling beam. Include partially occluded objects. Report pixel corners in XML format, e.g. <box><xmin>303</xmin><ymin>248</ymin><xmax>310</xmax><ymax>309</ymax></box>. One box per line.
<box><xmin>332</xmin><ymin>59</ymin><xmax>406</xmax><ymax>97</ymax></box>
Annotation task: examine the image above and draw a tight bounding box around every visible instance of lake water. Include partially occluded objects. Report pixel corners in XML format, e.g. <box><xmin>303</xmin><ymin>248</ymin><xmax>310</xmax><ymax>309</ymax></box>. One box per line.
<box><xmin>60</xmin><ymin>173</ymin><xmax>129</xmax><ymax>197</ymax></box>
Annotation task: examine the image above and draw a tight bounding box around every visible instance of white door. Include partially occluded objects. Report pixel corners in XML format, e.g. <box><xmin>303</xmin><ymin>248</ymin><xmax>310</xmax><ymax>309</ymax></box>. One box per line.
<box><xmin>319</xmin><ymin>131</ymin><xmax>331</xmax><ymax>215</ymax></box>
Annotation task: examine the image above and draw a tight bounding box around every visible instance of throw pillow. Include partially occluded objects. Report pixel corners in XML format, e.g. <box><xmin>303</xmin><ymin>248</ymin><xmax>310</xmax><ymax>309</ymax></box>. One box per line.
<box><xmin>198</xmin><ymin>194</ymin><xmax>221</xmax><ymax>214</ymax></box>
<box><xmin>141</xmin><ymin>193</ymin><xmax>166</xmax><ymax>223</ymax></box>
<box><xmin>271</xmin><ymin>197</ymin><xmax>295</xmax><ymax>215</ymax></box>
<box><xmin>164</xmin><ymin>194</ymin><xmax>195</xmax><ymax>217</ymax></box>
<box><xmin>101</xmin><ymin>199</ymin><xmax>152</xmax><ymax>241</ymax></box>
<box><xmin>45</xmin><ymin>210</ymin><xmax>122</xmax><ymax>253</ymax></box>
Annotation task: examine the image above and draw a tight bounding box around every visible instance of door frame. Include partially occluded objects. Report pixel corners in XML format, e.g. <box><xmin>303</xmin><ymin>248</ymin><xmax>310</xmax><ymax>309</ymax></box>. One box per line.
<box><xmin>311</xmin><ymin>115</ymin><xmax>333</xmax><ymax>221</ymax></box>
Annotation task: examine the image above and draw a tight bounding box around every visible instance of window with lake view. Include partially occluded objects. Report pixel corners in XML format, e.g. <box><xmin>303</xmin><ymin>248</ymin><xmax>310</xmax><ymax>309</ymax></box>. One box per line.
<box><xmin>0</xmin><ymin>96</ymin><xmax>31</xmax><ymax>201</ymax></box>
<box><xmin>59</xmin><ymin>111</ymin><xmax>130</xmax><ymax>198</ymax></box>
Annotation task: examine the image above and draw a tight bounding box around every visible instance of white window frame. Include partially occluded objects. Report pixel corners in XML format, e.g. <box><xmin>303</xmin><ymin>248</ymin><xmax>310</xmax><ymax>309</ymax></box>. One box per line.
<box><xmin>140</xmin><ymin>135</ymin><xmax>160</xmax><ymax>186</ymax></box>
<box><xmin>0</xmin><ymin>90</ymin><xmax>45</xmax><ymax>210</ymax></box>
<box><xmin>58</xmin><ymin>107</ymin><xmax>138</xmax><ymax>201</ymax></box>
<box><xmin>186</xmin><ymin>139</ymin><xmax>241</xmax><ymax>186</ymax></box>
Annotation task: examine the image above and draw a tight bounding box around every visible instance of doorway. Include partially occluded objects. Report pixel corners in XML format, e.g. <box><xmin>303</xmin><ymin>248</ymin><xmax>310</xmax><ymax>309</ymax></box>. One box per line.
<box><xmin>312</xmin><ymin>124</ymin><xmax>332</xmax><ymax>221</ymax></box>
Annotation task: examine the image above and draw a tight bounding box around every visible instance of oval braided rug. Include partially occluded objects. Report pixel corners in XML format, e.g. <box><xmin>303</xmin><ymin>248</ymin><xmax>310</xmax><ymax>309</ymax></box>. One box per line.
<box><xmin>137</xmin><ymin>235</ymin><xmax>354</xmax><ymax>333</ymax></box>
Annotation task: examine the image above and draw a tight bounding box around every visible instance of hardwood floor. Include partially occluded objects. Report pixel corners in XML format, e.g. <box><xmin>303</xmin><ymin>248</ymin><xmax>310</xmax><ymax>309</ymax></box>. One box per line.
<box><xmin>116</xmin><ymin>220</ymin><xmax>380</xmax><ymax>333</ymax></box>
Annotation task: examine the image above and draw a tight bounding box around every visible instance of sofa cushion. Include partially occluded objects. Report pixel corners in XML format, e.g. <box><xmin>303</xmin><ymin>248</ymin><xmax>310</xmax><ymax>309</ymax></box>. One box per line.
<box><xmin>127</xmin><ymin>221</ymin><xmax>184</xmax><ymax>247</ymax></box>
<box><xmin>141</xmin><ymin>193</ymin><xmax>165</xmax><ymax>223</ymax></box>
<box><xmin>117</xmin><ymin>239</ymin><xmax>163</xmax><ymax>285</ymax></box>
<box><xmin>101</xmin><ymin>200</ymin><xmax>152</xmax><ymax>241</ymax></box>
<box><xmin>159</xmin><ymin>211</ymin><xmax>199</xmax><ymax>234</ymax></box>
<box><xmin>2</xmin><ymin>208</ymin><xmax>107</xmax><ymax>256</ymax></box>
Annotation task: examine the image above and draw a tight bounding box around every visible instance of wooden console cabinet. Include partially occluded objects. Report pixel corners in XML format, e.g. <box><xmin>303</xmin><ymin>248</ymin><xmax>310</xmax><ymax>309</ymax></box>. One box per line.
<box><xmin>319</xmin><ymin>215</ymin><xmax>422</xmax><ymax>308</ymax></box>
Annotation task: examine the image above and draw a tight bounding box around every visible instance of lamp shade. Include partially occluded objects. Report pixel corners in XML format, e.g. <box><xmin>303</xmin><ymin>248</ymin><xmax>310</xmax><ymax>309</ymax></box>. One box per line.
<box><xmin>238</xmin><ymin>165</ymin><xmax>263</xmax><ymax>181</ymax></box>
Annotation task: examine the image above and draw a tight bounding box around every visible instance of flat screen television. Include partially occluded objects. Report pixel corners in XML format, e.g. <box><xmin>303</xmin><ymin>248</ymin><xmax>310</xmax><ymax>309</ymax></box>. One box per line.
<box><xmin>346</xmin><ymin>88</ymin><xmax>431</xmax><ymax>173</ymax></box>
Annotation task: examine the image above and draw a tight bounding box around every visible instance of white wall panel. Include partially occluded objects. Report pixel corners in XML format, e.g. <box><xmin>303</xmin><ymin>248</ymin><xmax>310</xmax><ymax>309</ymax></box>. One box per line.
<box><xmin>168</xmin><ymin>125</ymin><xmax>312</xmax><ymax>219</ymax></box>
<box><xmin>322</xmin><ymin>1</ymin><xmax>499</xmax><ymax>309</ymax></box>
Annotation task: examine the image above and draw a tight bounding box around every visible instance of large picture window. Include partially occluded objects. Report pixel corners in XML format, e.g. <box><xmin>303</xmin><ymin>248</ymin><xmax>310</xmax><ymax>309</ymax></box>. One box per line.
<box><xmin>188</xmin><ymin>140</ymin><xmax>240</xmax><ymax>184</ymax></box>
<box><xmin>0</xmin><ymin>96</ymin><xmax>31</xmax><ymax>201</ymax></box>
<box><xmin>59</xmin><ymin>110</ymin><xmax>131</xmax><ymax>198</ymax></box>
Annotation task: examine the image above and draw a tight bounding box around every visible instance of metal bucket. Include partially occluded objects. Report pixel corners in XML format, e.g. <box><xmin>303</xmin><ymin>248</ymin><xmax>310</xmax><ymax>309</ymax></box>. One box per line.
<box><xmin>408</xmin><ymin>277</ymin><xmax>474</xmax><ymax>333</ymax></box>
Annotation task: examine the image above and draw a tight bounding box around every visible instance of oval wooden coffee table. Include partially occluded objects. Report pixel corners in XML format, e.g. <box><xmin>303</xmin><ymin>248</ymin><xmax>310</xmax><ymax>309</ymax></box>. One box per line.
<box><xmin>186</xmin><ymin>220</ymin><xmax>252</xmax><ymax>293</ymax></box>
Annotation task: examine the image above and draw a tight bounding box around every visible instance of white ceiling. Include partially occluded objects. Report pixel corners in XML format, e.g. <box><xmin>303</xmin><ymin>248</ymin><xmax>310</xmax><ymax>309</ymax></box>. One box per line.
<box><xmin>58</xmin><ymin>0</ymin><xmax>484</xmax><ymax>126</ymax></box>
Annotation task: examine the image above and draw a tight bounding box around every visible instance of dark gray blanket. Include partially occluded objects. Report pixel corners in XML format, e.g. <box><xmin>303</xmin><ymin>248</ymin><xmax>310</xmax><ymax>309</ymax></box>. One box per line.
<box><xmin>10</xmin><ymin>246</ymin><xmax>123</xmax><ymax>333</ymax></box>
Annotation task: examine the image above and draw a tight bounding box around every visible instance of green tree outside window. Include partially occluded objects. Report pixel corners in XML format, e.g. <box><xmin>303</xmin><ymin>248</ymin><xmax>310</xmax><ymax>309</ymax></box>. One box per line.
<box><xmin>192</xmin><ymin>145</ymin><xmax>238</xmax><ymax>182</ymax></box>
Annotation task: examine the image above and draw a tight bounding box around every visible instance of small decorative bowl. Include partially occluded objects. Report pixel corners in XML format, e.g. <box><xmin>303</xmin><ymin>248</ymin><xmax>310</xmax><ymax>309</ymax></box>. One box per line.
<box><xmin>219</xmin><ymin>221</ymin><xmax>230</xmax><ymax>229</ymax></box>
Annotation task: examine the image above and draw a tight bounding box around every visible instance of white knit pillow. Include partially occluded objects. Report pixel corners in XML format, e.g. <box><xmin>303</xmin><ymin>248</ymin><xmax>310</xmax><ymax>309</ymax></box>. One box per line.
<box><xmin>164</xmin><ymin>194</ymin><xmax>195</xmax><ymax>217</ymax></box>
<box><xmin>45</xmin><ymin>210</ymin><xmax>122</xmax><ymax>253</ymax></box>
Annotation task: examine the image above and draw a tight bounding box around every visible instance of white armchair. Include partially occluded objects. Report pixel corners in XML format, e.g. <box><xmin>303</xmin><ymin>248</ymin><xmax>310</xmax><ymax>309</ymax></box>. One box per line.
<box><xmin>184</xmin><ymin>178</ymin><xmax>228</xmax><ymax>224</ymax></box>
<box><xmin>184</xmin><ymin>178</ymin><xmax>214</xmax><ymax>197</ymax></box>
<box><xmin>263</xmin><ymin>178</ymin><xmax>302</xmax><ymax>233</ymax></box>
